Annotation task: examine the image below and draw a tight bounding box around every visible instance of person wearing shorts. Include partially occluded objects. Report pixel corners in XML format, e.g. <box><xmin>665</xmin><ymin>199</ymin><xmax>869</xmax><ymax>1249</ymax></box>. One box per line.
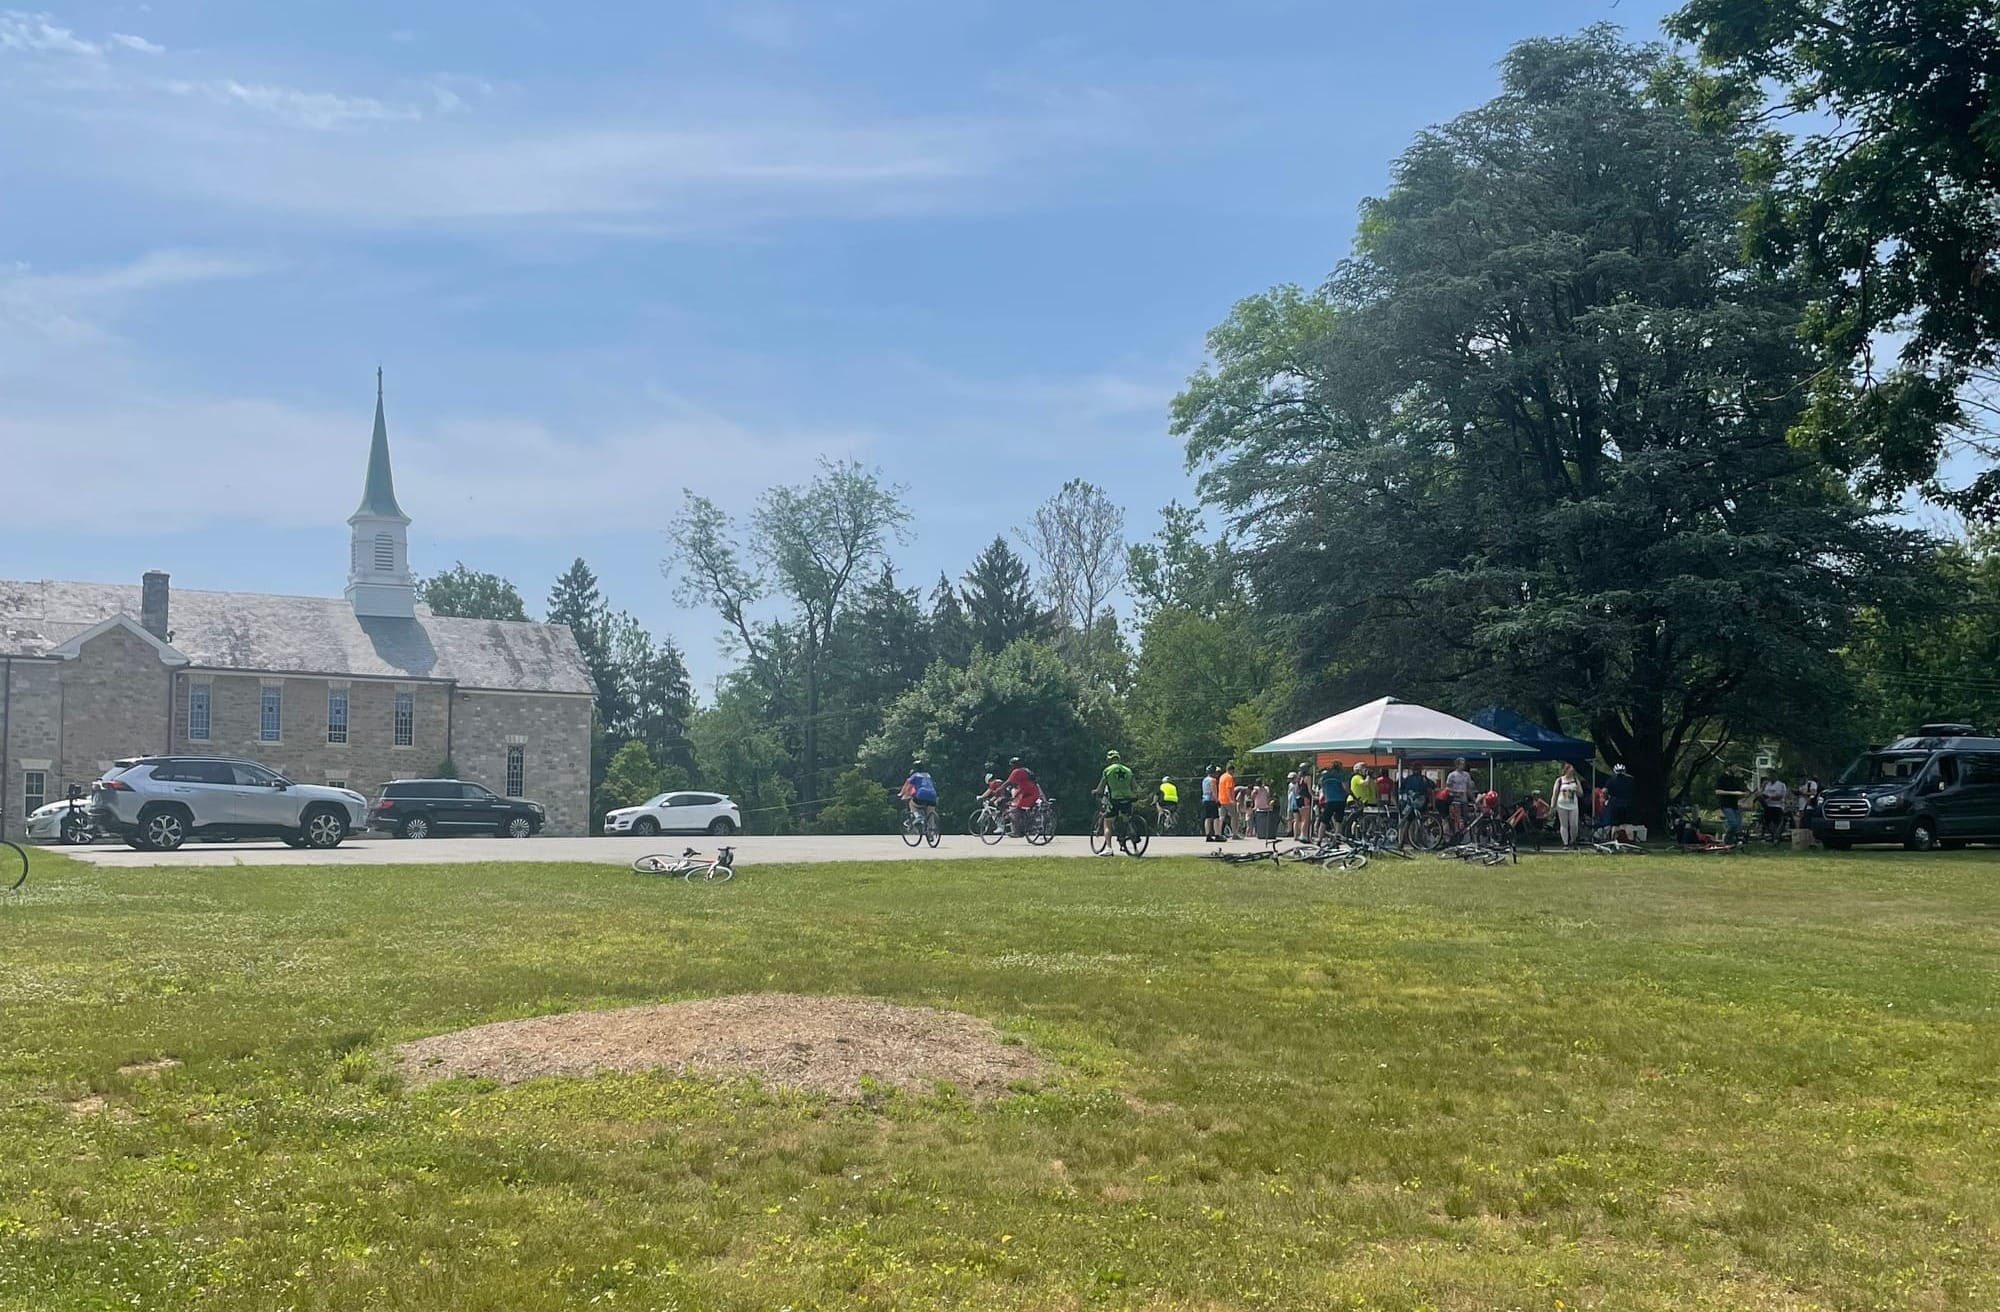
<box><xmin>1201</xmin><ymin>766</ymin><xmax>1222</xmax><ymax>842</ymax></box>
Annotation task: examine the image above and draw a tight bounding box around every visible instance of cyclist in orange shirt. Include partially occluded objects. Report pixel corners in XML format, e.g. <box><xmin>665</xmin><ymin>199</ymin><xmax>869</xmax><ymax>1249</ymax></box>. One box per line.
<box><xmin>1216</xmin><ymin>766</ymin><xmax>1236</xmax><ymax>840</ymax></box>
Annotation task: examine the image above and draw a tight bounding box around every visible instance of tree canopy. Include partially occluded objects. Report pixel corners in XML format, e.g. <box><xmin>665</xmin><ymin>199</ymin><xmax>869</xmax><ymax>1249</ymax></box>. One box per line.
<box><xmin>1669</xmin><ymin>0</ymin><xmax>2000</xmax><ymax>519</ymax></box>
<box><xmin>1176</xmin><ymin>28</ymin><xmax>1927</xmax><ymax>822</ymax></box>
<box><xmin>417</xmin><ymin>563</ymin><xmax>528</xmax><ymax>621</ymax></box>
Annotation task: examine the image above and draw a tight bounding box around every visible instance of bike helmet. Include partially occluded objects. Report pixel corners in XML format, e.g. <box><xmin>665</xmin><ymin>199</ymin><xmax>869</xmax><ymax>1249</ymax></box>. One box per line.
<box><xmin>1105</xmin><ymin>750</ymin><xmax>1120</xmax><ymax>761</ymax></box>
<box><xmin>1009</xmin><ymin>757</ymin><xmax>1022</xmax><ymax>767</ymax></box>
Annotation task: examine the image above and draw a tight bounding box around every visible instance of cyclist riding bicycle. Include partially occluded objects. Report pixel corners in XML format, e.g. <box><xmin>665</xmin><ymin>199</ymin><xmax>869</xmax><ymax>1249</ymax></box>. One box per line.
<box><xmin>1156</xmin><ymin>775</ymin><xmax>1179</xmax><ymax>830</ymax></box>
<box><xmin>1096</xmin><ymin>750</ymin><xmax>1139</xmax><ymax>853</ymax></box>
<box><xmin>1004</xmin><ymin>757</ymin><xmax>1040</xmax><ymax>836</ymax></box>
<box><xmin>904</xmin><ymin>760</ymin><xmax>939</xmax><ymax>824</ymax></box>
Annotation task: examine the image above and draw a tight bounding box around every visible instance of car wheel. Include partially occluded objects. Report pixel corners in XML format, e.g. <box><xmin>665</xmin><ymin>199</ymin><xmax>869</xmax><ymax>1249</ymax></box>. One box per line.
<box><xmin>707</xmin><ymin>817</ymin><xmax>737</xmax><ymax>836</ymax></box>
<box><xmin>1905</xmin><ymin>818</ymin><xmax>1939</xmax><ymax>852</ymax></box>
<box><xmin>139</xmin><ymin>806</ymin><xmax>189</xmax><ymax>852</ymax></box>
<box><xmin>501</xmin><ymin>817</ymin><xmax>534</xmax><ymax>839</ymax></box>
<box><xmin>301</xmin><ymin>807</ymin><xmax>348</xmax><ymax>849</ymax></box>
<box><xmin>634</xmin><ymin>816</ymin><xmax>660</xmax><ymax>837</ymax></box>
<box><xmin>60</xmin><ymin>814</ymin><xmax>93</xmax><ymax>845</ymax></box>
<box><xmin>399</xmin><ymin>814</ymin><xmax>432</xmax><ymax>840</ymax></box>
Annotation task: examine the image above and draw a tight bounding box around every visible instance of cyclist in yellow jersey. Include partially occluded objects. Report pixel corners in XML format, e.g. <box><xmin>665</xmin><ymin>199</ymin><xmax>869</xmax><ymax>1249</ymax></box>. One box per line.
<box><xmin>1155</xmin><ymin>775</ymin><xmax>1179</xmax><ymax>833</ymax></box>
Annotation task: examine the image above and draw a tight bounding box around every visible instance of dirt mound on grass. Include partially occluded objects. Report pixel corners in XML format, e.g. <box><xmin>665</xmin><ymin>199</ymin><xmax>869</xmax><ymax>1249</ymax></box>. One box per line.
<box><xmin>394</xmin><ymin>993</ymin><xmax>1050</xmax><ymax>1102</ymax></box>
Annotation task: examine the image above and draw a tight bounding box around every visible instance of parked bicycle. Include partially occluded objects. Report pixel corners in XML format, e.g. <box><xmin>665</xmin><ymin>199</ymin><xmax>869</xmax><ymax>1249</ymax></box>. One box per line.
<box><xmin>632</xmin><ymin>846</ymin><xmax>737</xmax><ymax>881</ymax></box>
<box><xmin>1669</xmin><ymin>805</ymin><xmax>1745</xmax><ymax>853</ymax></box>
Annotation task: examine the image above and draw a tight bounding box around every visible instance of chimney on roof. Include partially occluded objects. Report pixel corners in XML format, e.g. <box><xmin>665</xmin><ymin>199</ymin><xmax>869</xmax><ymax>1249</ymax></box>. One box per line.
<box><xmin>141</xmin><ymin>571</ymin><xmax>170</xmax><ymax>641</ymax></box>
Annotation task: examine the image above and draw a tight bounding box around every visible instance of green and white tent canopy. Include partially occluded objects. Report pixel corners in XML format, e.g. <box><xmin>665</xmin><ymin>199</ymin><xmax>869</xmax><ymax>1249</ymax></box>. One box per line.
<box><xmin>1250</xmin><ymin>696</ymin><xmax>1540</xmax><ymax>758</ymax></box>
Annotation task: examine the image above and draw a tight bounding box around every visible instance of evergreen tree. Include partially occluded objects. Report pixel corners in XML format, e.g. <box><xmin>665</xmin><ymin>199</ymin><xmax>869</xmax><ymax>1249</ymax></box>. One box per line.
<box><xmin>927</xmin><ymin>572</ymin><xmax>973</xmax><ymax>670</ymax></box>
<box><xmin>959</xmin><ymin>536</ymin><xmax>1042</xmax><ymax>654</ymax></box>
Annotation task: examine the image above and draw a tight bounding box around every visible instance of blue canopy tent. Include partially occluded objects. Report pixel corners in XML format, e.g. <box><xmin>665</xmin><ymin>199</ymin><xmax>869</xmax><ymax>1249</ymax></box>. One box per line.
<box><xmin>1467</xmin><ymin>706</ymin><xmax>1594</xmax><ymax>765</ymax></box>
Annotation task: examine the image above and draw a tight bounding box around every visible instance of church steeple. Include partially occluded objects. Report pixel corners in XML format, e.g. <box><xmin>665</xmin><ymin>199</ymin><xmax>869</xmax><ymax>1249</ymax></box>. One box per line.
<box><xmin>346</xmin><ymin>369</ymin><xmax>416</xmax><ymax>619</ymax></box>
<box><xmin>354</xmin><ymin>367</ymin><xmax>408</xmax><ymax>522</ymax></box>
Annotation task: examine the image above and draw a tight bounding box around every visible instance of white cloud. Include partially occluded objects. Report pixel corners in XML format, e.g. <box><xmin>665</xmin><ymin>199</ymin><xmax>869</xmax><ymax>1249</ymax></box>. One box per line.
<box><xmin>109</xmin><ymin>32</ymin><xmax>163</xmax><ymax>54</ymax></box>
<box><xmin>0</xmin><ymin>390</ymin><xmax>866</xmax><ymax>536</ymax></box>
<box><xmin>0</xmin><ymin>13</ymin><xmax>1164</xmax><ymax>232</ymax></box>
<box><xmin>0</xmin><ymin>9</ymin><xmax>98</xmax><ymax>55</ymax></box>
<box><xmin>160</xmin><ymin>78</ymin><xmax>422</xmax><ymax>129</ymax></box>
<box><xmin>0</xmin><ymin>249</ymin><xmax>277</xmax><ymax>353</ymax></box>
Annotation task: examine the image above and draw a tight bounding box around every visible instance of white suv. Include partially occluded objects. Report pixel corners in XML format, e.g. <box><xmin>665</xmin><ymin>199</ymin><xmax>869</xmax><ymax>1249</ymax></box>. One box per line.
<box><xmin>91</xmin><ymin>757</ymin><xmax>368</xmax><ymax>851</ymax></box>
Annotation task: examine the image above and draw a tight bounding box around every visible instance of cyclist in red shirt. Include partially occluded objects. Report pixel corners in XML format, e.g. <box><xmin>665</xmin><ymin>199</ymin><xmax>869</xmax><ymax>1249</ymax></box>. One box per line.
<box><xmin>1004</xmin><ymin>757</ymin><xmax>1040</xmax><ymax>836</ymax></box>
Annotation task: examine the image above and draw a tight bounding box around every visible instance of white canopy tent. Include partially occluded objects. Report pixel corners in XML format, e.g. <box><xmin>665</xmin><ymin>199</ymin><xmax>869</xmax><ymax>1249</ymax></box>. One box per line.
<box><xmin>1250</xmin><ymin>696</ymin><xmax>1541</xmax><ymax>759</ymax></box>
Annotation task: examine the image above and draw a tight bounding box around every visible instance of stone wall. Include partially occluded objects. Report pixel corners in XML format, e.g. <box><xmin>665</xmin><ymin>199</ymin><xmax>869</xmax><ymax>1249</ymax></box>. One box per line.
<box><xmin>172</xmin><ymin>672</ymin><xmax>451</xmax><ymax>800</ymax></box>
<box><xmin>2</xmin><ymin>658</ymin><xmax>63</xmax><ymax>842</ymax></box>
<box><xmin>451</xmin><ymin>690</ymin><xmax>593</xmax><ymax>835</ymax></box>
<box><xmin>59</xmin><ymin>625</ymin><xmax>173</xmax><ymax>789</ymax></box>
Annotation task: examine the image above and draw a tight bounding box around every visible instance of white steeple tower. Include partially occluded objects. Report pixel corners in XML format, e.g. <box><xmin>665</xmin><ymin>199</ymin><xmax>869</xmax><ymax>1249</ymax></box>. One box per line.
<box><xmin>346</xmin><ymin>368</ymin><xmax>416</xmax><ymax>619</ymax></box>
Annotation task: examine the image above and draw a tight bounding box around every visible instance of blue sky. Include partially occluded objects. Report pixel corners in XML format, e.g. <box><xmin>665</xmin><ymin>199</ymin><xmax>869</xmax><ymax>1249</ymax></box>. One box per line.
<box><xmin>1</xmin><ymin>0</ymin><xmax>1676</xmax><ymax>691</ymax></box>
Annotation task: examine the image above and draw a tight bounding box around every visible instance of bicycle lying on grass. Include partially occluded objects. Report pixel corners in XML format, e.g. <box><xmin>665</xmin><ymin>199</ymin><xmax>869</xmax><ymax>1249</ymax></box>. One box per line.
<box><xmin>632</xmin><ymin>846</ymin><xmax>737</xmax><ymax>881</ymax></box>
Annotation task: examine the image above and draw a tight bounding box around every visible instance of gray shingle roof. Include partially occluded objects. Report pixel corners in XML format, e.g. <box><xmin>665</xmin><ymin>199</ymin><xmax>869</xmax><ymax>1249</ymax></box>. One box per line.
<box><xmin>0</xmin><ymin>579</ymin><xmax>593</xmax><ymax>695</ymax></box>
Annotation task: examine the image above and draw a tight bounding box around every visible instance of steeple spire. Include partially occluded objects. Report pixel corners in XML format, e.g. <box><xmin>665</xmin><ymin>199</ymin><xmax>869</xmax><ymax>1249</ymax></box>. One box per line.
<box><xmin>346</xmin><ymin>368</ymin><xmax>416</xmax><ymax>619</ymax></box>
<box><xmin>354</xmin><ymin>367</ymin><xmax>408</xmax><ymax>522</ymax></box>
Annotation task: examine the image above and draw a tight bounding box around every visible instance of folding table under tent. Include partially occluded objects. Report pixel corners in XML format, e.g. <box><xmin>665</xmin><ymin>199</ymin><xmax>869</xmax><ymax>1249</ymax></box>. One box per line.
<box><xmin>1249</xmin><ymin>697</ymin><xmax>1541</xmax><ymax>761</ymax></box>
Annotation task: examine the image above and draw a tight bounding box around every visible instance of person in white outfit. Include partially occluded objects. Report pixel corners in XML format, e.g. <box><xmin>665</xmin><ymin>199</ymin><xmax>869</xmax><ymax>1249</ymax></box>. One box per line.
<box><xmin>1551</xmin><ymin>762</ymin><xmax>1584</xmax><ymax>847</ymax></box>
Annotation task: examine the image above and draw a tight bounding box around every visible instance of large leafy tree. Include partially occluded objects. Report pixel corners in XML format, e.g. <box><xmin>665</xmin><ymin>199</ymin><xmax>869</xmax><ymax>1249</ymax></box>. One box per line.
<box><xmin>417</xmin><ymin>563</ymin><xmax>529</xmax><ymax>621</ymax></box>
<box><xmin>860</xmin><ymin>638</ymin><xmax>1119</xmax><ymax>825</ymax></box>
<box><xmin>670</xmin><ymin>459</ymin><xmax>910</xmax><ymax>804</ymax></box>
<box><xmin>1669</xmin><ymin>0</ymin><xmax>2000</xmax><ymax>519</ymax></box>
<box><xmin>1177</xmin><ymin>28</ymin><xmax>1925</xmax><ymax>824</ymax></box>
<box><xmin>1844</xmin><ymin>528</ymin><xmax>2000</xmax><ymax>750</ymax></box>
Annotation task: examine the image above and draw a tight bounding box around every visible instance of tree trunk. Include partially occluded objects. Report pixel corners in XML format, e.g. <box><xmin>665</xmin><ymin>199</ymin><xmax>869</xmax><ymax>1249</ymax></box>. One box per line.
<box><xmin>801</xmin><ymin>631</ymin><xmax>820</xmax><ymax>806</ymax></box>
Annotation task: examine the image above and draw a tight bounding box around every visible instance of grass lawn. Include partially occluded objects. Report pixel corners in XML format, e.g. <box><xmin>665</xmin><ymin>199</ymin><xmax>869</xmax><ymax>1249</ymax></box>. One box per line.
<box><xmin>3</xmin><ymin>846</ymin><xmax>1998</xmax><ymax>1311</ymax></box>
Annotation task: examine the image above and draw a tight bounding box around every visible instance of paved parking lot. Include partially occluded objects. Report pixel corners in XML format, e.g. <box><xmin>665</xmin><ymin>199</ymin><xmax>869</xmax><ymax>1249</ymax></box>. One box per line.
<box><xmin>59</xmin><ymin>832</ymin><xmax>1227</xmax><ymax>868</ymax></box>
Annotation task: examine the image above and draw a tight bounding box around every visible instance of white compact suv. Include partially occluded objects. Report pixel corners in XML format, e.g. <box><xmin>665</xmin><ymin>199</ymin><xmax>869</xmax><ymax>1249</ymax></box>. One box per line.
<box><xmin>91</xmin><ymin>756</ymin><xmax>369</xmax><ymax>851</ymax></box>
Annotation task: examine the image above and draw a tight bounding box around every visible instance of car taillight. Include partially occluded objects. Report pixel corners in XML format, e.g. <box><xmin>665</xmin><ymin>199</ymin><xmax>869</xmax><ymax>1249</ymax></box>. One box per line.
<box><xmin>372</xmin><ymin>799</ymin><xmax>395</xmax><ymax>810</ymax></box>
<box><xmin>100</xmin><ymin>779</ymin><xmax>133</xmax><ymax>792</ymax></box>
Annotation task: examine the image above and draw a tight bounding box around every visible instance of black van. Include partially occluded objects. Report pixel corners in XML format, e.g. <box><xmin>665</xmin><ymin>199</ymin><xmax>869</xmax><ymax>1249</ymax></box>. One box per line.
<box><xmin>1812</xmin><ymin>725</ymin><xmax>2000</xmax><ymax>851</ymax></box>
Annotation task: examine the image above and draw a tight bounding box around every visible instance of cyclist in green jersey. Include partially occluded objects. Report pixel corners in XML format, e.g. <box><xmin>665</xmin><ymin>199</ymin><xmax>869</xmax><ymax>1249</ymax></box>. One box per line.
<box><xmin>1096</xmin><ymin>750</ymin><xmax>1139</xmax><ymax>854</ymax></box>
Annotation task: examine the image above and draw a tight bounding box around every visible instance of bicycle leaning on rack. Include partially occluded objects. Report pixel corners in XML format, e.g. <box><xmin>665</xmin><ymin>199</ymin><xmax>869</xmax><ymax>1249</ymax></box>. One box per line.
<box><xmin>632</xmin><ymin>845</ymin><xmax>736</xmax><ymax>881</ymax></box>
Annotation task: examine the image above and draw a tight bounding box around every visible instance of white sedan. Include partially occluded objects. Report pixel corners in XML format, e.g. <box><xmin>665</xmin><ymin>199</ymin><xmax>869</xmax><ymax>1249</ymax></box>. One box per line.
<box><xmin>25</xmin><ymin>799</ymin><xmax>95</xmax><ymax>844</ymax></box>
<box><xmin>604</xmin><ymin>791</ymin><xmax>742</xmax><ymax>837</ymax></box>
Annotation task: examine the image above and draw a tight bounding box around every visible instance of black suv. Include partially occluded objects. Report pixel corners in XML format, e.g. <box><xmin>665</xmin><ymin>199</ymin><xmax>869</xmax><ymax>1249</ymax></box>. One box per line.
<box><xmin>1812</xmin><ymin>725</ymin><xmax>2000</xmax><ymax>851</ymax></box>
<box><xmin>370</xmin><ymin>779</ymin><xmax>546</xmax><ymax>839</ymax></box>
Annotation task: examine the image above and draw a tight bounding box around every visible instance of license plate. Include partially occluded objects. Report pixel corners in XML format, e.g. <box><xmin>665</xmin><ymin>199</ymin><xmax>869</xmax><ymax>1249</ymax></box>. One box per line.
<box><xmin>1834</xmin><ymin>820</ymin><xmax>1851</xmax><ymax>830</ymax></box>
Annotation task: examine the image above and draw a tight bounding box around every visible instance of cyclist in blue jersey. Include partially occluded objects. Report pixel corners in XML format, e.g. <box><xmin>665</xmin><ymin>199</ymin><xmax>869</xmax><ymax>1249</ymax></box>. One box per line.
<box><xmin>904</xmin><ymin>760</ymin><xmax>939</xmax><ymax>825</ymax></box>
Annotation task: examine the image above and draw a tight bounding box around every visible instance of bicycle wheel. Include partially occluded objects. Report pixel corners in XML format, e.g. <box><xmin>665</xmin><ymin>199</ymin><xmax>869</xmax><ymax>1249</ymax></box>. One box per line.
<box><xmin>632</xmin><ymin>854</ymin><xmax>675</xmax><ymax>874</ymax></box>
<box><xmin>1126</xmin><ymin>814</ymin><xmax>1150</xmax><ymax>857</ymax></box>
<box><xmin>1089</xmin><ymin>822</ymin><xmax>1111</xmax><ymax>855</ymax></box>
<box><xmin>925</xmin><ymin>812</ymin><xmax>940</xmax><ymax>848</ymax></box>
<box><xmin>972</xmin><ymin>810</ymin><xmax>1003</xmax><ymax>845</ymax></box>
<box><xmin>1026</xmin><ymin>808</ymin><xmax>1054</xmax><ymax>846</ymax></box>
<box><xmin>705</xmin><ymin>862</ymin><xmax>735</xmax><ymax>882</ymax></box>
<box><xmin>3</xmin><ymin>840</ymin><xmax>24</xmax><ymax>891</ymax></box>
<box><xmin>899</xmin><ymin>813</ymin><xmax>922</xmax><ymax>847</ymax></box>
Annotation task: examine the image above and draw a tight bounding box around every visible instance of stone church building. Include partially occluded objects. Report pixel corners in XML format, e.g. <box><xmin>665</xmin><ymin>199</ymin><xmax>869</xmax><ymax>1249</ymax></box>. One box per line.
<box><xmin>0</xmin><ymin>379</ymin><xmax>594</xmax><ymax>840</ymax></box>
